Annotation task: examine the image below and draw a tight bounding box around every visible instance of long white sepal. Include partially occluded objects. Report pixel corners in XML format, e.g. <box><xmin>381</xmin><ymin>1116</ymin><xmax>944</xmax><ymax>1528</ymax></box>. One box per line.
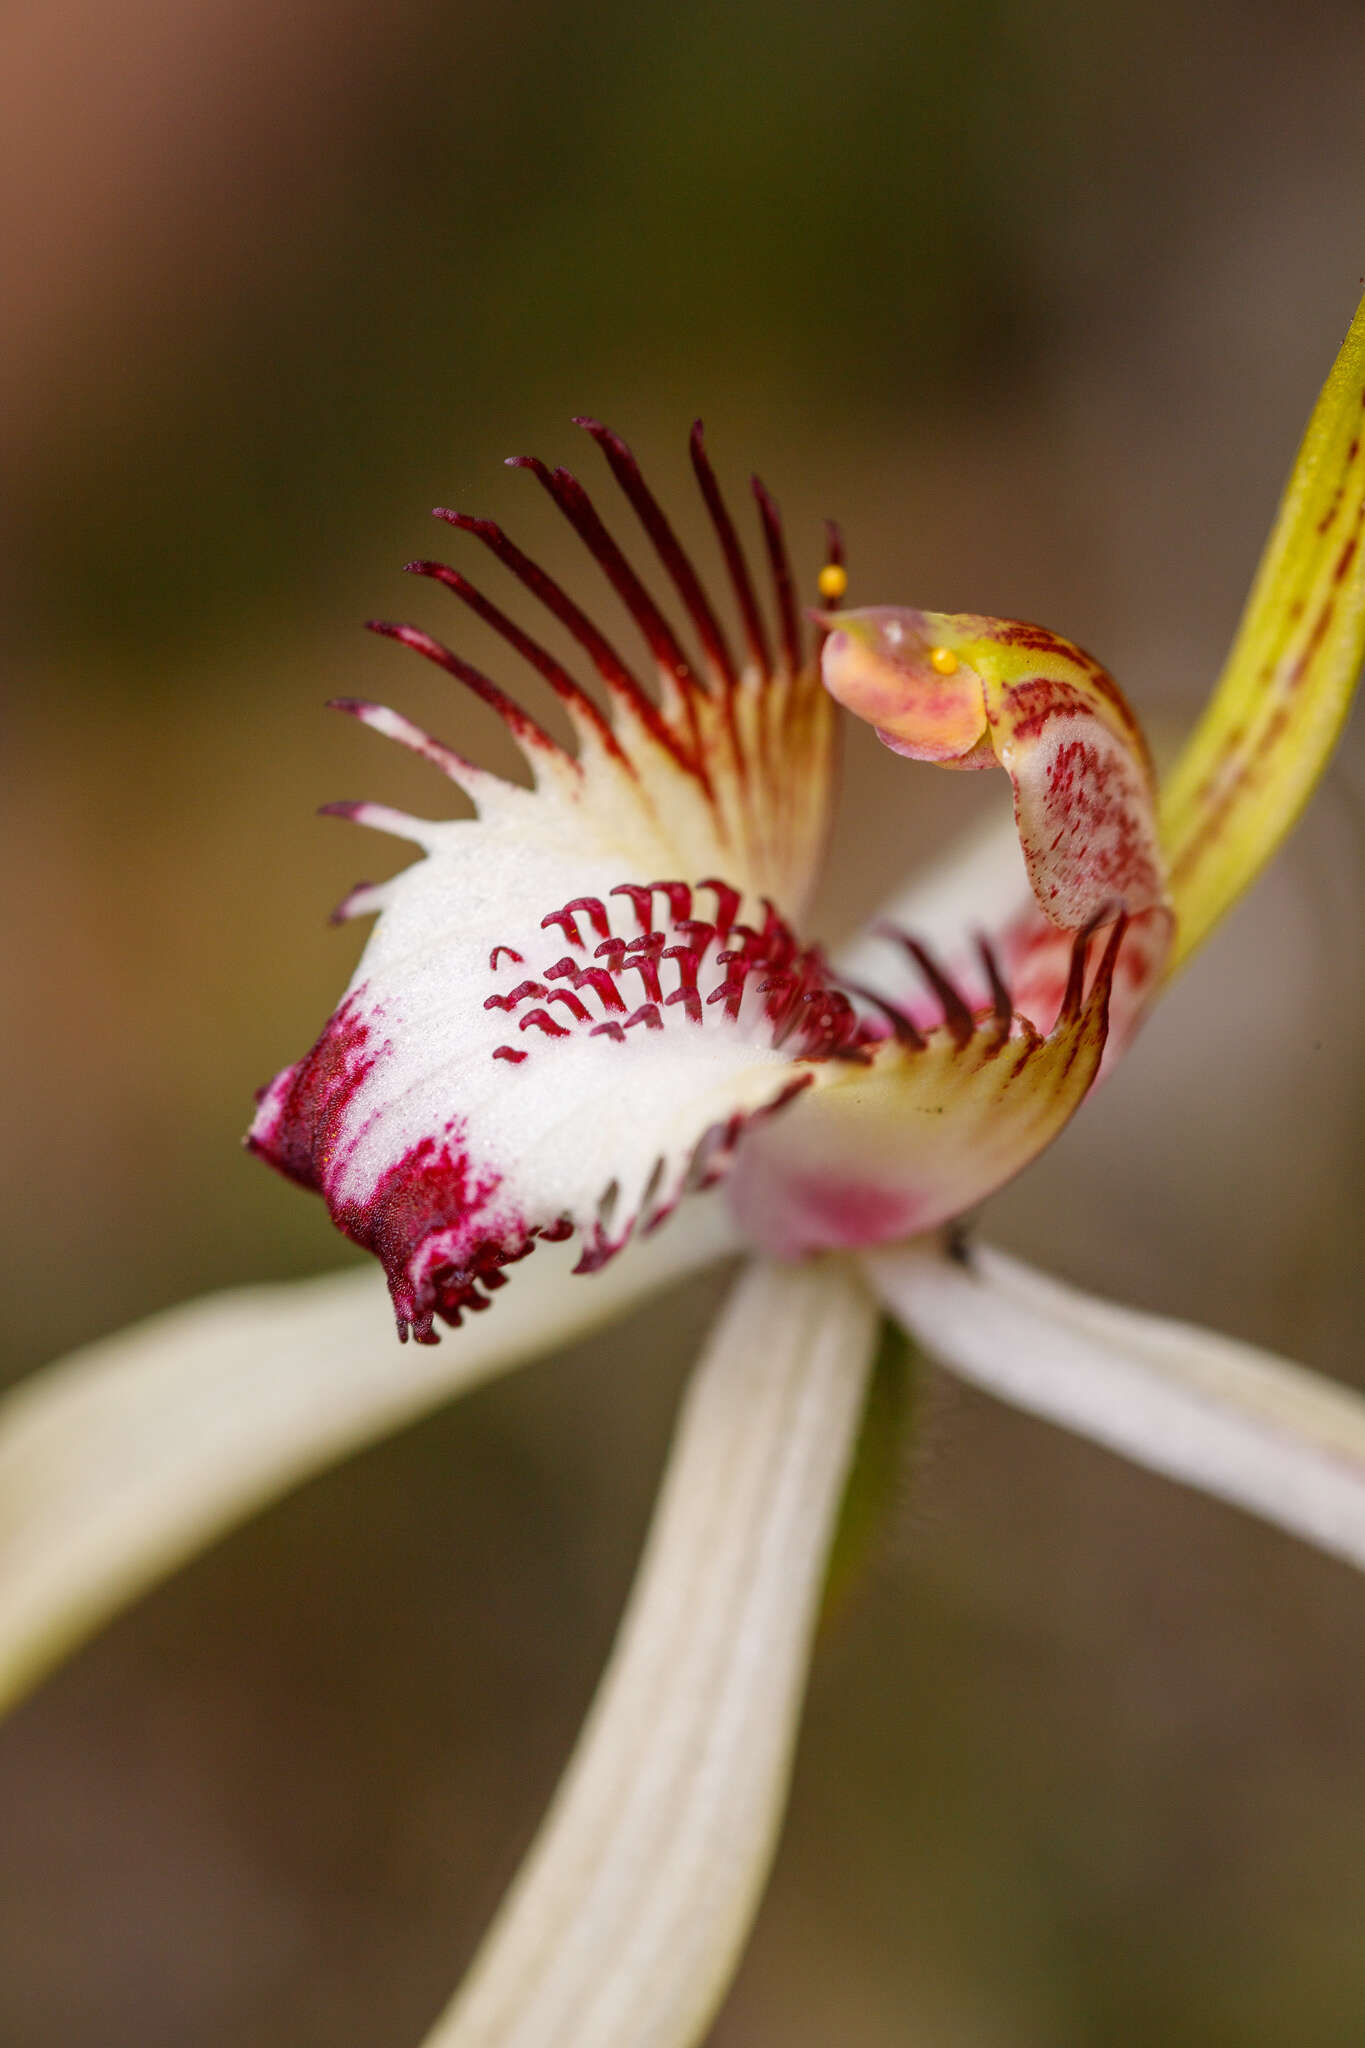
<box><xmin>868</xmin><ymin>1239</ymin><xmax>1365</xmax><ymax>1570</ymax></box>
<box><xmin>0</xmin><ymin>1199</ymin><xmax>736</xmax><ymax>1716</ymax></box>
<box><xmin>426</xmin><ymin>1253</ymin><xmax>878</xmax><ymax>2048</ymax></box>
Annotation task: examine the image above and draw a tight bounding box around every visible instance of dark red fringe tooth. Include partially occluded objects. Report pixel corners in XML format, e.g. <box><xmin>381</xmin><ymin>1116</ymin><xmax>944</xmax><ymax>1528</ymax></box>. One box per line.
<box><xmin>572</xmin><ymin>416</ymin><xmax>739</xmax><ymax>689</ymax></box>
<box><xmin>840</xmin><ymin>981</ymin><xmax>928</xmax><ymax>1051</ymax></box>
<box><xmin>431</xmin><ymin>508</ymin><xmax>669</xmax><ymax>744</ymax></box>
<box><xmin>863</xmin><ymin>915</ymin><xmax>1127</xmax><ymax>1051</ymax></box>
<box><xmin>403</xmin><ymin>558</ymin><xmax>627</xmax><ymax>766</ymax></box>
<box><xmin>352</xmin><ymin>421</ymin><xmax>817</xmax><ymax>817</ymax></box>
<box><xmin>976</xmin><ymin>936</ymin><xmax>1015</xmax><ymax>1037</ymax></box>
<box><xmin>897</xmin><ymin>936</ymin><xmax>979</xmax><ymax>1049</ymax></box>
<box><xmin>1061</xmin><ymin>911</ymin><xmax>1129</xmax><ymax>1027</ymax></box>
<box><xmin>689</xmin><ymin>421</ymin><xmax>773</xmax><ymax>678</ymax></box>
<box><xmin>505</xmin><ymin>455</ymin><xmax>699</xmax><ymax>694</ymax></box>
<box><xmin>364</xmin><ymin>620</ymin><xmax>568</xmax><ymax>765</ymax></box>
<box><xmin>750</xmin><ymin>473</ymin><xmax>800</xmax><ymax>681</ymax></box>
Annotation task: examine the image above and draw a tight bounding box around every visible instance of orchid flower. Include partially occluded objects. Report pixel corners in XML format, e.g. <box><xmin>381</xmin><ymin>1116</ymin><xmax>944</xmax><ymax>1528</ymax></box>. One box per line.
<box><xmin>4</xmin><ymin>296</ymin><xmax>1365</xmax><ymax>2047</ymax></box>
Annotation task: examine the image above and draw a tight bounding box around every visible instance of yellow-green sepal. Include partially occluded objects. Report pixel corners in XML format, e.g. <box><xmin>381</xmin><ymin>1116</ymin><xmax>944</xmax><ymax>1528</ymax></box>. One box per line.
<box><xmin>1160</xmin><ymin>293</ymin><xmax>1365</xmax><ymax>971</ymax></box>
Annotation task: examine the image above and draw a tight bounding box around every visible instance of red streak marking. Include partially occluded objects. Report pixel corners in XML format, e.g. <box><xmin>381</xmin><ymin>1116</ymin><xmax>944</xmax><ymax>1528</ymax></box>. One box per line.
<box><xmin>1290</xmin><ymin>599</ymin><xmax>1335</xmax><ymax>682</ymax></box>
<box><xmin>1166</xmin><ymin>511</ymin><xmax>1358</xmax><ymax>879</ymax></box>
<box><xmin>1316</xmin><ymin>485</ymin><xmax>1343</xmax><ymax>535</ymax></box>
<box><xmin>995</xmin><ymin>621</ymin><xmax>1063</xmax><ymax>653</ymax></box>
<box><xmin>1261</xmin><ymin>704</ymin><xmax>1291</xmax><ymax>749</ymax></box>
<box><xmin>489</xmin><ymin>945</ymin><xmax>524</xmax><ymax>971</ymax></box>
<box><xmin>492</xmin><ymin>1046</ymin><xmax>527</xmax><ymax>1063</ymax></box>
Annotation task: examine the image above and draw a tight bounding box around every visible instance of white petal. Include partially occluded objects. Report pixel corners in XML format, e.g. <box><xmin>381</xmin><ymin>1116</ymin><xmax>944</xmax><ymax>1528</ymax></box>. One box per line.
<box><xmin>0</xmin><ymin>1200</ymin><xmax>736</xmax><ymax>1715</ymax></box>
<box><xmin>425</xmin><ymin>1253</ymin><xmax>879</xmax><ymax>2048</ymax></box>
<box><xmin>868</xmin><ymin>1239</ymin><xmax>1365</xmax><ymax>1570</ymax></box>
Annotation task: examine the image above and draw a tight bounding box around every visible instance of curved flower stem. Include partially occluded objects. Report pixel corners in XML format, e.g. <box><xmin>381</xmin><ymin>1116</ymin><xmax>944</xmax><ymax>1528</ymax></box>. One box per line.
<box><xmin>868</xmin><ymin>1239</ymin><xmax>1365</xmax><ymax>1571</ymax></box>
<box><xmin>426</xmin><ymin>1253</ymin><xmax>878</xmax><ymax>2048</ymax></box>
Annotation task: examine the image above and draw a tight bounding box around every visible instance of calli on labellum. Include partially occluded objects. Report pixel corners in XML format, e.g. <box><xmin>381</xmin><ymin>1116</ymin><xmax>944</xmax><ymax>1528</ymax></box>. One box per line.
<box><xmin>245</xmin><ymin>424</ymin><xmax>1175</xmax><ymax>1324</ymax></box>
<box><xmin>3</xmin><ymin>297</ymin><xmax>1365</xmax><ymax>2048</ymax></box>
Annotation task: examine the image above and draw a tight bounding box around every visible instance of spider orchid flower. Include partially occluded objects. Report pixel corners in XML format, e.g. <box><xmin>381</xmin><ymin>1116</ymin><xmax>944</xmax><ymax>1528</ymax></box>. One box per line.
<box><xmin>3</xmin><ymin>298</ymin><xmax>1365</xmax><ymax>2048</ymax></box>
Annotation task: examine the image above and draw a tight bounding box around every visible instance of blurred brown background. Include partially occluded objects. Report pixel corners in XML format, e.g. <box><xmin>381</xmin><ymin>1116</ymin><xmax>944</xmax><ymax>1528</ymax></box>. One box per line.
<box><xmin>3</xmin><ymin>1</ymin><xmax>1365</xmax><ymax>2041</ymax></box>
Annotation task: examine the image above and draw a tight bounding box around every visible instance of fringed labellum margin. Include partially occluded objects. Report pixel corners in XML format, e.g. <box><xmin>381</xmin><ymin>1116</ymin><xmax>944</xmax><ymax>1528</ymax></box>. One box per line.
<box><xmin>248</xmin><ymin>427</ymin><xmax>1169</xmax><ymax>1340</ymax></box>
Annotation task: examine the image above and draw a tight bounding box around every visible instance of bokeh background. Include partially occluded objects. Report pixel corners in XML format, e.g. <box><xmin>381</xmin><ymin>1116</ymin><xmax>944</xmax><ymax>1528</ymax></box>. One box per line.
<box><xmin>4</xmin><ymin>1</ymin><xmax>1365</xmax><ymax>2041</ymax></box>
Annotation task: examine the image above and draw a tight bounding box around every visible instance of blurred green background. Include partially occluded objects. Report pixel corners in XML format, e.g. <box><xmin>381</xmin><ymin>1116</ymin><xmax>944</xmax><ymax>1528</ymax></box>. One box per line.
<box><xmin>4</xmin><ymin>1</ymin><xmax>1365</xmax><ymax>2040</ymax></box>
